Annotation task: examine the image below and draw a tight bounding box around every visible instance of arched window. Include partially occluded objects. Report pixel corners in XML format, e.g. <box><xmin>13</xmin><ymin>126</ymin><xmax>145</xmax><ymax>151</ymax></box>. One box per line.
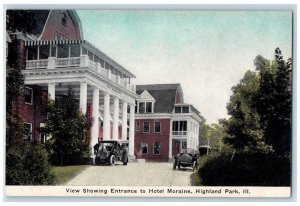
<box><xmin>62</xmin><ymin>12</ymin><xmax>68</xmax><ymax>26</ymax></box>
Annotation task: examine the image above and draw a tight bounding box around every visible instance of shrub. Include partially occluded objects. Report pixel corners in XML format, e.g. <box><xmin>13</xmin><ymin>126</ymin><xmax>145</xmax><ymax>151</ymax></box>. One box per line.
<box><xmin>199</xmin><ymin>150</ymin><xmax>290</xmax><ymax>186</ymax></box>
<box><xmin>6</xmin><ymin>143</ymin><xmax>55</xmax><ymax>185</ymax></box>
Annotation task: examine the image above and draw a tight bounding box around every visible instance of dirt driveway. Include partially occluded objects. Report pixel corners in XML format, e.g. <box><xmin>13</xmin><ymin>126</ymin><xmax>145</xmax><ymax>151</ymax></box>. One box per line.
<box><xmin>66</xmin><ymin>160</ymin><xmax>193</xmax><ymax>186</ymax></box>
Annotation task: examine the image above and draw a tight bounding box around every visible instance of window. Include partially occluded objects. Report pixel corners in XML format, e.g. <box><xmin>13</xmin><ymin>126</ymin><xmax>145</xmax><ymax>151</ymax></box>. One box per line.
<box><xmin>24</xmin><ymin>87</ymin><xmax>33</xmax><ymax>105</ymax></box>
<box><xmin>70</xmin><ymin>44</ymin><xmax>80</xmax><ymax>57</ymax></box>
<box><xmin>62</xmin><ymin>12</ymin><xmax>68</xmax><ymax>26</ymax></box>
<box><xmin>24</xmin><ymin>123</ymin><xmax>32</xmax><ymax>141</ymax></box>
<box><xmin>154</xmin><ymin>121</ymin><xmax>161</xmax><ymax>133</ymax></box>
<box><xmin>175</xmin><ymin>106</ymin><xmax>190</xmax><ymax>113</ymax></box>
<box><xmin>175</xmin><ymin>107</ymin><xmax>181</xmax><ymax>113</ymax></box>
<box><xmin>138</xmin><ymin>102</ymin><xmax>153</xmax><ymax>113</ymax></box>
<box><xmin>153</xmin><ymin>142</ymin><xmax>160</xmax><ymax>155</ymax></box>
<box><xmin>172</xmin><ymin>121</ymin><xmax>187</xmax><ymax>135</ymax></box>
<box><xmin>50</xmin><ymin>45</ymin><xmax>57</xmax><ymax>57</ymax></box>
<box><xmin>182</xmin><ymin>106</ymin><xmax>189</xmax><ymax>113</ymax></box>
<box><xmin>57</xmin><ymin>44</ymin><xmax>69</xmax><ymax>58</ymax></box>
<box><xmin>135</xmin><ymin>121</ymin><xmax>140</xmax><ymax>131</ymax></box>
<box><xmin>88</xmin><ymin>50</ymin><xmax>93</xmax><ymax>60</ymax></box>
<box><xmin>139</xmin><ymin>102</ymin><xmax>145</xmax><ymax>114</ymax></box>
<box><xmin>82</xmin><ymin>47</ymin><xmax>88</xmax><ymax>55</ymax></box>
<box><xmin>141</xmin><ymin>142</ymin><xmax>148</xmax><ymax>155</ymax></box>
<box><xmin>27</xmin><ymin>46</ymin><xmax>37</xmax><ymax>60</ymax></box>
<box><xmin>39</xmin><ymin>45</ymin><xmax>49</xmax><ymax>59</ymax></box>
<box><xmin>99</xmin><ymin>58</ymin><xmax>104</xmax><ymax>68</ymax></box>
<box><xmin>143</xmin><ymin>122</ymin><xmax>150</xmax><ymax>133</ymax></box>
<box><xmin>105</xmin><ymin>62</ymin><xmax>110</xmax><ymax>70</ymax></box>
<box><xmin>146</xmin><ymin>102</ymin><xmax>152</xmax><ymax>113</ymax></box>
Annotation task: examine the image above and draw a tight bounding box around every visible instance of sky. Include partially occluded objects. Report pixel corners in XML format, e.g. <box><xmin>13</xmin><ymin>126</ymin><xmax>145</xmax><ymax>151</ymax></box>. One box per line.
<box><xmin>76</xmin><ymin>10</ymin><xmax>292</xmax><ymax>124</ymax></box>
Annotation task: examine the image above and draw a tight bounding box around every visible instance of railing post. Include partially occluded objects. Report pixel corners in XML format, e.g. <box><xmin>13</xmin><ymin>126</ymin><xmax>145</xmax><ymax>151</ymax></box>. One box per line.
<box><xmin>47</xmin><ymin>57</ymin><xmax>56</xmax><ymax>69</ymax></box>
<box><xmin>96</xmin><ymin>62</ymin><xmax>101</xmax><ymax>73</ymax></box>
<box><xmin>80</xmin><ymin>55</ymin><xmax>88</xmax><ymax>67</ymax></box>
<box><xmin>117</xmin><ymin>75</ymin><xmax>120</xmax><ymax>84</ymax></box>
<box><xmin>107</xmin><ymin>69</ymin><xmax>111</xmax><ymax>79</ymax></box>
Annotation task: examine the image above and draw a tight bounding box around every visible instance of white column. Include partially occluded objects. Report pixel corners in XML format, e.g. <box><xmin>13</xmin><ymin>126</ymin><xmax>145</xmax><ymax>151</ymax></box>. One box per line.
<box><xmin>103</xmin><ymin>93</ymin><xmax>110</xmax><ymax>140</ymax></box>
<box><xmin>79</xmin><ymin>82</ymin><xmax>87</xmax><ymax>114</ymax></box>
<box><xmin>169</xmin><ymin>120</ymin><xmax>173</xmax><ymax>159</ymax></box>
<box><xmin>122</xmin><ymin>101</ymin><xmax>128</xmax><ymax>140</ymax></box>
<box><xmin>113</xmin><ymin>97</ymin><xmax>119</xmax><ymax>140</ymax></box>
<box><xmin>48</xmin><ymin>83</ymin><xmax>55</xmax><ymax>100</ymax></box>
<box><xmin>129</xmin><ymin>104</ymin><xmax>135</xmax><ymax>157</ymax></box>
<box><xmin>91</xmin><ymin>88</ymin><xmax>99</xmax><ymax>149</ymax></box>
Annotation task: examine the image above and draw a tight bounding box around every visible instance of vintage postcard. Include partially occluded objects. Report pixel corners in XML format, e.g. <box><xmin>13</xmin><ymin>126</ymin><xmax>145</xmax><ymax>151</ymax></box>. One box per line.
<box><xmin>4</xmin><ymin>7</ymin><xmax>293</xmax><ymax>199</ymax></box>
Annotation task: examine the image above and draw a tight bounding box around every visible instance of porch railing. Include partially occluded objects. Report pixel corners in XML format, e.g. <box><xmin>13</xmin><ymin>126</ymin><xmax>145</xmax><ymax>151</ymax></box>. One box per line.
<box><xmin>25</xmin><ymin>55</ymin><xmax>135</xmax><ymax>92</ymax></box>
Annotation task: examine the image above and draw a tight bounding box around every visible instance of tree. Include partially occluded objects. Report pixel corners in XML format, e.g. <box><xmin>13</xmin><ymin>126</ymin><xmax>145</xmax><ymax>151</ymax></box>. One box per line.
<box><xmin>254</xmin><ymin>48</ymin><xmax>292</xmax><ymax>157</ymax></box>
<box><xmin>222</xmin><ymin>70</ymin><xmax>269</xmax><ymax>152</ymax></box>
<box><xmin>6</xmin><ymin>11</ymin><xmax>54</xmax><ymax>185</ymax></box>
<box><xmin>6</xmin><ymin>65</ymin><xmax>25</xmax><ymax>146</ymax></box>
<box><xmin>6</xmin><ymin>10</ymin><xmax>37</xmax><ymax>33</ymax></box>
<box><xmin>222</xmin><ymin>48</ymin><xmax>292</xmax><ymax>155</ymax></box>
<box><xmin>44</xmin><ymin>89</ymin><xmax>91</xmax><ymax>165</ymax></box>
<box><xmin>6</xmin><ymin>10</ymin><xmax>37</xmax><ymax>146</ymax></box>
<box><xmin>202</xmin><ymin>123</ymin><xmax>225</xmax><ymax>151</ymax></box>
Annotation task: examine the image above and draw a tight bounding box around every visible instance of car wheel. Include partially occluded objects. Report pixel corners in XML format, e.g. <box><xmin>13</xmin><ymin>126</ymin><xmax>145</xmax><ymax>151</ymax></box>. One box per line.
<box><xmin>110</xmin><ymin>155</ymin><xmax>116</xmax><ymax>166</ymax></box>
<box><xmin>123</xmin><ymin>156</ymin><xmax>128</xmax><ymax>165</ymax></box>
<box><xmin>173</xmin><ymin>160</ymin><xmax>177</xmax><ymax>170</ymax></box>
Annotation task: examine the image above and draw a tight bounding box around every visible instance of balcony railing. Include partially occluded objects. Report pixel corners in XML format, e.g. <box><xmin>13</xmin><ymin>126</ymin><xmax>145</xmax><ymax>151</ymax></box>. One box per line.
<box><xmin>25</xmin><ymin>56</ymin><xmax>136</xmax><ymax>92</ymax></box>
<box><xmin>172</xmin><ymin>131</ymin><xmax>187</xmax><ymax>136</ymax></box>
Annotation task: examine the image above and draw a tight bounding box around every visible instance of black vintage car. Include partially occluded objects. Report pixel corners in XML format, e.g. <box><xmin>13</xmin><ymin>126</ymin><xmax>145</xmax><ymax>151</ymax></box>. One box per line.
<box><xmin>94</xmin><ymin>140</ymin><xmax>128</xmax><ymax>166</ymax></box>
<box><xmin>173</xmin><ymin>148</ymin><xmax>199</xmax><ymax>171</ymax></box>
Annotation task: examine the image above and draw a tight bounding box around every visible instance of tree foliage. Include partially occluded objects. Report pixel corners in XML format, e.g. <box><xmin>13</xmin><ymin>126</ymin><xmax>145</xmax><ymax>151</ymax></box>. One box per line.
<box><xmin>255</xmin><ymin>48</ymin><xmax>292</xmax><ymax>156</ymax></box>
<box><xmin>6</xmin><ymin>66</ymin><xmax>25</xmax><ymax>146</ymax></box>
<box><xmin>202</xmin><ymin>123</ymin><xmax>225</xmax><ymax>151</ymax></box>
<box><xmin>222</xmin><ymin>48</ymin><xmax>292</xmax><ymax>156</ymax></box>
<box><xmin>6</xmin><ymin>10</ymin><xmax>37</xmax><ymax>33</ymax></box>
<box><xmin>6</xmin><ymin>143</ymin><xmax>55</xmax><ymax>185</ymax></box>
<box><xmin>44</xmin><ymin>89</ymin><xmax>91</xmax><ymax>165</ymax></box>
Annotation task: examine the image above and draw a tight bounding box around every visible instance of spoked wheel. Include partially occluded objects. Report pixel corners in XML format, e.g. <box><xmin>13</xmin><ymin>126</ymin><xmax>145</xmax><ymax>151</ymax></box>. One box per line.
<box><xmin>110</xmin><ymin>155</ymin><xmax>116</xmax><ymax>166</ymax></box>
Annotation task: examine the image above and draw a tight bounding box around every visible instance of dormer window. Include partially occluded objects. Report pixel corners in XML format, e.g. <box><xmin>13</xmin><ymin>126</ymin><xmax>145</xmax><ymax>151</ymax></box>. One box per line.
<box><xmin>137</xmin><ymin>90</ymin><xmax>155</xmax><ymax>114</ymax></box>
<box><xmin>62</xmin><ymin>12</ymin><xmax>68</xmax><ymax>26</ymax></box>
<box><xmin>138</xmin><ymin>102</ymin><xmax>153</xmax><ymax>114</ymax></box>
<box><xmin>174</xmin><ymin>105</ymin><xmax>190</xmax><ymax>113</ymax></box>
<box><xmin>146</xmin><ymin>102</ymin><xmax>152</xmax><ymax>113</ymax></box>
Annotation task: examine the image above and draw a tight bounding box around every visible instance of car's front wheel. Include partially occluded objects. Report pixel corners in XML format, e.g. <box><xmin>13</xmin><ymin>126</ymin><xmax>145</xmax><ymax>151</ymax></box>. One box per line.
<box><xmin>110</xmin><ymin>155</ymin><xmax>116</xmax><ymax>166</ymax></box>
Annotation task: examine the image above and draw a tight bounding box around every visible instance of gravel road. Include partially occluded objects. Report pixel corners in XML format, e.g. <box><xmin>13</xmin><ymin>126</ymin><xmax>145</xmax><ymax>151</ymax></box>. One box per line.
<box><xmin>66</xmin><ymin>160</ymin><xmax>193</xmax><ymax>186</ymax></box>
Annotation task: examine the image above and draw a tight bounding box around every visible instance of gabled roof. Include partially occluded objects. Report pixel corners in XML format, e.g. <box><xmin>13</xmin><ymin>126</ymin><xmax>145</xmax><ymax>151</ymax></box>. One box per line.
<box><xmin>139</xmin><ymin>90</ymin><xmax>155</xmax><ymax>101</ymax></box>
<box><xmin>136</xmin><ymin>84</ymin><xmax>181</xmax><ymax>113</ymax></box>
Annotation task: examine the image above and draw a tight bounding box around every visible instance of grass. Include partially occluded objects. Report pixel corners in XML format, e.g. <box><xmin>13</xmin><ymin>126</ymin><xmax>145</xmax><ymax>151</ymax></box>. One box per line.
<box><xmin>52</xmin><ymin>165</ymin><xmax>89</xmax><ymax>185</ymax></box>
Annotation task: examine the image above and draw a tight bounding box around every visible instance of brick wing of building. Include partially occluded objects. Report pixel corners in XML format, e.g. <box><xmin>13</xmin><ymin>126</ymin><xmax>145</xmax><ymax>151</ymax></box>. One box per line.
<box><xmin>134</xmin><ymin>84</ymin><xmax>204</xmax><ymax>161</ymax></box>
<box><xmin>7</xmin><ymin>10</ymin><xmax>139</xmax><ymax>157</ymax></box>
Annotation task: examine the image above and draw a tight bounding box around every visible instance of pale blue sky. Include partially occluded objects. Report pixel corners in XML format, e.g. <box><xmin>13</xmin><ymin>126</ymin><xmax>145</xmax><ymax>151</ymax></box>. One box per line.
<box><xmin>77</xmin><ymin>10</ymin><xmax>292</xmax><ymax>124</ymax></box>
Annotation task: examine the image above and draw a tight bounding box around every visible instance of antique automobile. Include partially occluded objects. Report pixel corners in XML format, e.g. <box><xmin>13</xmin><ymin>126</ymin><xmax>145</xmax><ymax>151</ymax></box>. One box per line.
<box><xmin>173</xmin><ymin>148</ymin><xmax>199</xmax><ymax>171</ymax></box>
<box><xmin>94</xmin><ymin>140</ymin><xmax>128</xmax><ymax>166</ymax></box>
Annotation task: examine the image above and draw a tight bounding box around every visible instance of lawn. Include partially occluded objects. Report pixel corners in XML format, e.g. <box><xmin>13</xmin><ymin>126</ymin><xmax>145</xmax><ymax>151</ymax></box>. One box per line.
<box><xmin>52</xmin><ymin>165</ymin><xmax>89</xmax><ymax>185</ymax></box>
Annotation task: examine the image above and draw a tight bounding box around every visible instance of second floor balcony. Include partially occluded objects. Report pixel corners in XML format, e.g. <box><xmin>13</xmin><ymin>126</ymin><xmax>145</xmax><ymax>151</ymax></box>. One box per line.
<box><xmin>24</xmin><ymin>39</ymin><xmax>136</xmax><ymax>93</ymax></box>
